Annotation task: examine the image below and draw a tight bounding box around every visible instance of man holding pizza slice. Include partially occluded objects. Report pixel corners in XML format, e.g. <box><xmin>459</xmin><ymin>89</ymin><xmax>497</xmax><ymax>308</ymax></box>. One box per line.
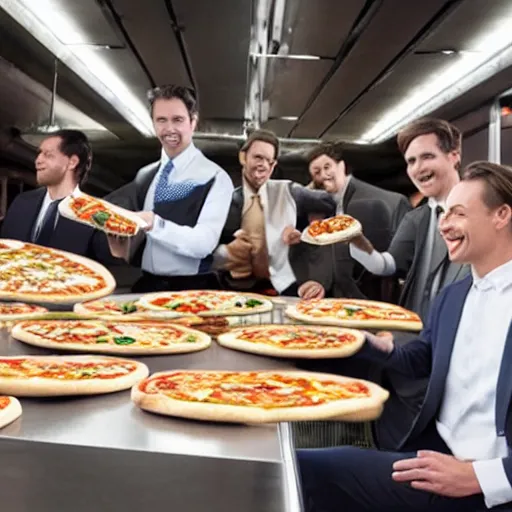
<box><xmin>298</xmin><ymin>161</ymin><xmax>512</xmax><ymax>511</ymax></box>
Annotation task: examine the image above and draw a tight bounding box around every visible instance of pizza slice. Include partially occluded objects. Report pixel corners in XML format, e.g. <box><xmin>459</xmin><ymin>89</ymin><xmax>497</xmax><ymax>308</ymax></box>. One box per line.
<box><xmin>0</xmin><ymin>302</ymin><xmax>48</xmax><ymax>322</ymax></box>
<box><xmin>0</xmin><ymin>355</ymin><xmax>149</xmax><ymax>396</ymax></box>
<box><xmin>0</xmin><ymin>396</ymin><xmax>22</xmax><ymax>429</ymax></box>
<box><xmin>132</xmin><ymin>370</ymin><xmax>389</xmax><ymax>424</ymax></box>
<box><xmin>11</xmin><ymin>319</ymin><xmax>212</xmax><ymax>355</ymax></box>
<box><xmin>59</xmin><ymin>190</ymin><xmax>146</xmax><ymax>237</ymax></box>
<box><xmin>301</xmin><ymin>214</ymin><xmax>362</xmax><ymax>245</ymax></box>
<box><xmin>217</xmin><ymin>325</ymin><xmax>365</xmax><ymax>358</ymax></box>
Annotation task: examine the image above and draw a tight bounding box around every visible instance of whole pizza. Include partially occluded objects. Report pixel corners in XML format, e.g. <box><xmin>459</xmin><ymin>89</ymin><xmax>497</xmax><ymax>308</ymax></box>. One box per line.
<box><xmin>301</xmin><ymin>214</ymin><xmax>362</xmax><ymax>245</ymax></box>
<box><xmin>0</xmin><ymin>239</ymin><xmax>116</xmax><ymax>303</ymax></box>
<box><xmin>74</xmin><ymin>299</ymin><xmax>146</xmax><ymax>318</ymax></box>
<box><xmin>137</xmin><ymin>290</ymin><xmax>273</xmax><ymax>317</ymax></box>
<box><xmin>133</xmin><ymin>370</ymin><xmax>388</xmax><ymax>423</ymax></box>
<box><xmin>0</xmin><ymin>355</ymin><xmax>149</xmax><ymax>396</ymax></box>
<box><xmin>11</xmin><ymin>319</ymin><xmax>212</xmax><ymax>355</ymax></box>
<box><xmin>59</xmin><ymin>190</ymin><xmax>145</xmax><ymax>237</ymax></box>
<box><xmin>286</xmin><ymin>298</ymin><xmax>422</xmax><ymax>331</ymax></box>
<box><xmin>0</xmin><ymin>302</ymin><xmax>48</xmax><ymax>322</ymax></box>
<box><xmin>217</xmin><ymin>325</ymin><xmax>365</xmax><ymax>359</ymax></box>
<box><xmin>0</xmin><ymin>395</ymin><xmax>22</xmax><ymax>429</ymax></box>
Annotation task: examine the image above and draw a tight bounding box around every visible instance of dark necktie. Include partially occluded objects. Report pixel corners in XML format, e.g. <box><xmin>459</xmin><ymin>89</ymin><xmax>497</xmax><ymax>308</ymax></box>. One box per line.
<box><xmin>34</xmin><ymin>199</ymin><xmax>62</xmax><ymax>246</ymax></box>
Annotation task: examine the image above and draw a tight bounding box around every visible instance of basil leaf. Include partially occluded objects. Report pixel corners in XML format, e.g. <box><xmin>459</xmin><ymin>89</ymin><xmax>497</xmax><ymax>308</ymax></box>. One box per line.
<box><xmin>245</xmin><ymin>299</ymin><xmax>263</xmax><ymax>308</ymax></box>
<box><xmin>121</xmin><ymin>302</ymin><xmax>137</xmax><ymax>314</ymax></box>
<box><xmin>114</xmin><ymin>336</ymin><xmax>136</xmax><ymax>345</ymax></box>
<box><xmin>185</xmin><ymin>335</ymin><xmax>197</xmax><ymax>343</ymax></box>
<box><xmin>166</xmin><ymin>302</ymin><xmax>183</xmax><ymax>310</ymax></box>
<box><xmin>91</xmin><ymin>211</ymin><xmax>110</xmax><ymax>227</ymax></box>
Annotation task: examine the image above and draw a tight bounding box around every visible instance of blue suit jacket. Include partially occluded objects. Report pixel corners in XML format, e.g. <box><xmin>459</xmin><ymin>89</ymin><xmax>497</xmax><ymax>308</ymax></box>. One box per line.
<box><xmin>365</xmin><ymin>275</ymin><xmax>512</xmax><ymax>483</ymax></box>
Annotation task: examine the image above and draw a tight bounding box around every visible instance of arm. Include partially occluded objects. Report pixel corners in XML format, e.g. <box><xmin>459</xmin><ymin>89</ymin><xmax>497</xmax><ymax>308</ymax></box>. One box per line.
<box><xmin>147</xmin><ymin>172</ymin><xmax>234</xmax><ymax>260</ymax></box>
<box><xmin>391</xmin><ymin>196</ymin><xmax>413</xmax><ymax>233</ymax></box>
<box><xmin>349</xmin><ymin>244</ymin><xmax>397</xmax><ymax>276</ymax></box>
<box><xmin>291</xmin><ymin>184</ymin><xmax>336</xmax><ymax>230</ymax></box>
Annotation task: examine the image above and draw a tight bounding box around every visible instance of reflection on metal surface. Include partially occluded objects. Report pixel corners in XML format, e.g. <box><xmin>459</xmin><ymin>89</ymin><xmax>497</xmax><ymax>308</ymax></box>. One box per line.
<box><xmin>279</xmin><ymin>422</ymin><xmax>304</xmax><ymax>512</ymax></box>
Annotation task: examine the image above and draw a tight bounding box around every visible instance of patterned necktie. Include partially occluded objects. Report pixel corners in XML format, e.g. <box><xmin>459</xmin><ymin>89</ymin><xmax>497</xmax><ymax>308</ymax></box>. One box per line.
<box><xmin>154</xmin><ymin>160</ymin><xmax>175</xmax><ymax>204</ymax></box>
<box><xmin>34</xmin><ymin>199</ymin><xmax>62</xmax><ymax>246</ymax></box>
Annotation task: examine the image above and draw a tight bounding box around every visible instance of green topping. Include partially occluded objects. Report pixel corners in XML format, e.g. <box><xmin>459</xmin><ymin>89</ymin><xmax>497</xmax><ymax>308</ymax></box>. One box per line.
<box><xmin>121</xmin><ymin>302</ymin><xmax>137</xmax><ymax>314</ymax></box>
<box><xmin>166</xmin><ymin>302</ymin><xmax>183</xmax><ymax>310</ymax></box>
<box><xmin>245</xmin><ymin>299</ymin><xmax>263</xmax><ymax>308</ymax></box>
<box><xmin>96</xmin><ymin>335</ymin><xmax>110</xmax><ymax>343</ymax></box>
<box><xmin>185</xmin><ymin>335</ymin><xmax>197</xmax><ymax>343</ymax></box>
<box><xmin>91</xmin><ymin>211</ymin><xmax>110</xmax><ymax>227</ymax></box>
<box><xmin>113</xmin><ymin>336</ymin><xmax>136</xmax><ymax>345</ymax></box>
<box><xmin>344</xmin><ymin>307</ymin><xmax>355</xmax><ymax>317</ymax></box>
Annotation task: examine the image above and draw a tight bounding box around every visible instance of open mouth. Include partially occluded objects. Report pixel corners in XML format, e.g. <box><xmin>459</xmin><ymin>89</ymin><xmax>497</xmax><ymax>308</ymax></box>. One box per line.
<box><xmin>163</xmin><ymin>134</ymin><xmax>180</xmax><ymax>145</ymax></box>
<box><xmin>444</xmin><ymin>235</ymin><xmax>465</xmax><ymax>255</ymax></box>
<box><xmin>418</xmin><ymin>171</ymin><xmax>435</xmax><ymax>184</ymax></box>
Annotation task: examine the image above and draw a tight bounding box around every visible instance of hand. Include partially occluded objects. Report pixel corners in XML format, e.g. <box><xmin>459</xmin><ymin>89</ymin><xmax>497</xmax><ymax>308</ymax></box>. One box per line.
<box><xmin>349</xmin><ymin>233</ymin><xmax>374</xmax><ymax>254</ymax></box>
<box><xmin>136</xmin><ymin>211</ymin><xmax>155</xmax><ymax>231</ymax></box>
<box><xmin>392</xmin><ymin>451</ymin><xmax>481</xmax><ymax>498</ymax></box>
<box><xmin>365</xmin><ymin>331</ymin><xmax>394</xmax><ymax>354</ymax></box>
<box><xmin>107</xmin><ymin>235</ymin><xmax>131</xmax><ymax>261</ymax></box>
<box><xmin>308</xmin><ymin>213</ymin><xmax>325</xmax><ymax>223</ymax></box>
<box><xmin>298</xmin><ymin>281</ymin><xmax>325</xmax><ymax>300</ymax></box>
<box><xmin>225</xmin><ymin>231</ymin><xmax>253</xmax><ymax>277</ymax></box>
<box><xmin>282</xmin><ymin>225</ymin><xmax>301</xmax><ymax>246</ymax></box>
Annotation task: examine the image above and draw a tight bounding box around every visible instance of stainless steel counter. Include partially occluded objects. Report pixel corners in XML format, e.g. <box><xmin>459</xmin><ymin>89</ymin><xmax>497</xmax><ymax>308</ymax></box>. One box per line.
<box><xmin>0</xmin><ymin>296</ymin><xmax>304</xmax><ymax>512</ymax></box>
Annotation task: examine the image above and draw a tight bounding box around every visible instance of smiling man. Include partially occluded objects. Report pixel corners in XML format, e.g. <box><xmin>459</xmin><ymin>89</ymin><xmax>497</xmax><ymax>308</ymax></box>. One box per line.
<box><xmin>348</xmin><ymin>118</ymin><xmax>468</xmax><ymax>319</ymax></box>
<box><xmin>298</xmin><ymin>161</ymin><xmax>512</xmax><ymax>511</ymax></box>
<box><xmin>107</xmin><ymin>84</ymin><xmax>234</xmax><ymax>292</ymax></box>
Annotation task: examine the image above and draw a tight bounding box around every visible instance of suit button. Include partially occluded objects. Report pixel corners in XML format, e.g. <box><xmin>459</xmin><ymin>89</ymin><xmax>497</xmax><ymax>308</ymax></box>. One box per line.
<box><xmin>498</xmin><ymin>430</ymin><xmax>505</xmax><ymax>436</ymax></box>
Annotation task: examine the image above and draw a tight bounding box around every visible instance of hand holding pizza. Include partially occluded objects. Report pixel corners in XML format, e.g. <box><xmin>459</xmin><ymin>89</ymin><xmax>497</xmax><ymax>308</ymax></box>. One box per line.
<box><xmin>282</xmin><ymin>225</ymin><xmax>302</xmax><ymax>246</ymax></box>
<box><xmin>136</xmin><ymin>211</ymin><xmax>155</xmax><ymax>231</ymax></box>
<box><xmin>365</xmin><ymin>331</ymin><xmax>394</xmax><ymax>353</ymax></box>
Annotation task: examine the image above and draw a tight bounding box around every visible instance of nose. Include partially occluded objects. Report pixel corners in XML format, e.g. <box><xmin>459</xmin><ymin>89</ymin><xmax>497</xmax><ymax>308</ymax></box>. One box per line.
<box><xmin>438</xmin><ymin>212</ymin><xmax>452</xmax><ymax>235</ymax></box>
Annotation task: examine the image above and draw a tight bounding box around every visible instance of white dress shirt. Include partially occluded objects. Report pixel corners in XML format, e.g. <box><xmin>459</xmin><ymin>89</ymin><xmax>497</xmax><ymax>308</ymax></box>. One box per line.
<box><xmin>214</xmin><ymin>179</ymin><xmax>297</xmax><ymax>293</ymax></box>
<box><xmin>333</xmin><ymin>175</ymin><xmax>352</xmax><ymax>215</ymax></box>
<box><xmin>142</xmin><ymin>144</ymin><xmax>234</xmax><ymax>276</ymax></box>
<box><xmin>437</xmin><ymin>259</ymin><xmax>512</xmax><ymax>508</ymax></box>
<box><xmin>349</xmin><ymin>197</ymin><xmax>444</xmax><ymax>276</ymax></box>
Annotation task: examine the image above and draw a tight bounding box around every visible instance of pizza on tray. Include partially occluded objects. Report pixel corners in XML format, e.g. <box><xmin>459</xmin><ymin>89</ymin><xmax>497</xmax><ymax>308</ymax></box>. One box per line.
<box><xmin>286</xmin><ymin>298</ymin><xmax>422</xmax><ymax>331</ymax></box>
<box><xmin>217</xmin><ymin>325</ymin><xmax>365</xmax><ymax>359</ymax></box>
<box><xmin>11</xmin><ymin>319</ymin><xmax>212</xmax><ymax>355</ymax></box>
<box><xmin>0</xmin><ymin>239</ymin><xmax>115</xmax><ymax>303</ymax></box>
<box><xmin>0</xmin><ymin>302</ymin><xmax>48</xmax><ymax>322</ymax></box>
<box><xmin>132</xmin><ymin>370</ymin><xmax>389</xmax><ymax>424</ymax></box>
<box><xmin>59</xmin><ymin>190</ymin><xmax>146</xmax><ymax>237</ymax></box>
<box><xmin>137</xmin><ymin>290</ymin><xmax>273</xmax><ymax>317</ymax></box>
<box><xmin>0</xmin><ymin>396</ymin><xmax>22</xmax><ymax>429</ymax></box>
<box><xmin>0</xmin><ymin>355</ymin><xmax>148</xmax><ymax>396</ymax></box>
<box><xmin>301</xmin><ymin>214</ymin><xmax>362</xmax><ymax>245</ymax></box>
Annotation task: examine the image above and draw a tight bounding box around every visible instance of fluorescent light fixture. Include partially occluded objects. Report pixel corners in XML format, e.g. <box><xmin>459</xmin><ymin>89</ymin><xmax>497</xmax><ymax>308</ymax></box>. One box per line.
<box><xmin>358</xmin><ymin>7</ymin><xmax>512</xmax><ymax>144</ymax></box>
<box><xmin>0</xmin><ymin>0</ymin><xmax>154</xmax><ymax>137</ymax></box>
<box><xmin>278</xmin><ymin>116</ymin><xmax>299</xmax><ymax>121</ymax></box>
<box><xmin>251</xmin><ymin>53</ymin><xmax>321</xmax><ymax>60</ymax></box>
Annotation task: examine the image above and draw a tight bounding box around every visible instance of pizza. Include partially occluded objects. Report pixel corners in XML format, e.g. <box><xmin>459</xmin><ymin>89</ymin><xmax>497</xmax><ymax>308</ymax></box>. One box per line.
<box><xmin>132</xmin><ymin>370</ymin><xmax>389</xmax><ymax>423</ymax></box>
<box><xmin>301</xmin><ymin>214</ymin><xmax>362</xmax><ymax>245</ymax></box>
<box><xmin>0</xmin><ymin>302</ymin><xmax>48</xmax><ymax>322</ymax></box>
<box><xmin>74</xmin><ymin>299</ymin><xmax>147</xmax><ymax>318</ymax></box>
<box><xmin>0</xmin><ymin>396</ymin><xmax>22</xmax><ymax>429</ymax></box>
<box><xmin>0</xmin><ymin>355</ymin><xmax>148</xmax><ymax>396</ymax></box>
<box><xmin>286</xmin><ymin>298</ymin><xmax>422</xmax><ymax>331</ymax></box>
<box><xmin>0</xmin><ymin>239</ymin><xmax>116</xmax><ymax>303</ymax></box>
<box><xmin>11</xmin><ymin>319</ymin><xmax>212</xmax><ymax>355</ymax></box>
<box><xmin>137</xmin><ymin>290</ymin><xmax>273</xmax><ymax>317</ymax></box>
<box><xmin>59</xmin><ymin>190</ymin><xmax>145</xmax><ymax>237</ymax></box>
<box><xmin>217</xmin><ymin>325</ymin><xmax>365</xmax><ymax>359</ymax></box>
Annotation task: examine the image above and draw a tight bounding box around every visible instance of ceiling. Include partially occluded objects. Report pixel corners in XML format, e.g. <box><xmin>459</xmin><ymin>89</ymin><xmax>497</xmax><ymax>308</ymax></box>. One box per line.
<box><xmin>0</xmin><ymin>0</ymin><xmax>512</xmax><ymax>196</ymax></box>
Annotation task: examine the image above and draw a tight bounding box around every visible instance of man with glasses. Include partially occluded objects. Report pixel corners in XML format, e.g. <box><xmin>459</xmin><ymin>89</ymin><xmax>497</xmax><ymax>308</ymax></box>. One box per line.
<box><xmin>108</xmin><ymin>84</ymin><xmax>234</xmax><ymax>292</ymax></box>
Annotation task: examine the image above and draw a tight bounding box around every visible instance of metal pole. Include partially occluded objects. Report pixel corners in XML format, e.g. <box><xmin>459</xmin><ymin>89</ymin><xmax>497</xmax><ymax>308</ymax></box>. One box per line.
<box><xmin>488</xmin><ymin>99</ymin><xmax>501</xmax><ymax>163</ymax></box>
<box><xmin>49</xmin><ymin>59</ymin><xmax>58</xmax><ymax>126</ymax></box>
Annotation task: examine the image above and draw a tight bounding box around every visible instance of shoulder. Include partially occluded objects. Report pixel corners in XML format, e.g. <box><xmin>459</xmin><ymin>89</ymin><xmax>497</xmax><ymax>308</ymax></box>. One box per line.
<box><xmin>8</xmin><ymin>188</ymin><xmax>44</xmax><ymax>208</ymax></box>
<box><xmin>135</xmin><ymin>160</ymin><xmax>159</xmax><ymax>180</ymax></box>
<box><xmin>352</xmin><ymin>177</ymin><xmax>408</xmax><ymax>203</ymax></box>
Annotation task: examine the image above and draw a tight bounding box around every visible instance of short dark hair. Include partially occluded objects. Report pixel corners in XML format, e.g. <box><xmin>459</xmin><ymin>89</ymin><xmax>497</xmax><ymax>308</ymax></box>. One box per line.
<box><xmin>147</xmin><ymin>84</ymin><xmax>198</xmax><ymax>119</ymax></box>
<box><xmin>462</xmin><ymin>161</ymin><xmax>512</xmax><ymax>211</ymax></box>
<box><xmin>240</xmin><ymin>129</ymin><xmax>280</xmax><ymax>159</ymax></box>
<box><xmin>306</xmin><ymin>141</ymin><xmax>351</xmax><ymax>175</ymax></box>
<box><xmin>52</xmin><ymin>129</ymin><xmax>92</xmax><ymax>184</ymax></box>
<box><xmin>397</xmin><ymin>118</ymin><xmax>461</xmax><ymax>155</ymax></box>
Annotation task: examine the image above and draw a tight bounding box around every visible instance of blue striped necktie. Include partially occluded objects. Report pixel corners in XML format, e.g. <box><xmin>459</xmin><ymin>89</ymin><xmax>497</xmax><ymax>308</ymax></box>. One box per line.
<box><xmin>154</xmin><ymin>160</ymin><xmax>175</xmax><ymax>204</ymax></box>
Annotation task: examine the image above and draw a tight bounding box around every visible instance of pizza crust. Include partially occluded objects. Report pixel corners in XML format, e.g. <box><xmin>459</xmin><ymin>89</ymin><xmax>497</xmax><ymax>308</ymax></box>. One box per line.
<box><xmin>132</xmin><ymin>370</ymin><xmax>389</xmax><ymax>424</ymax></box>
<box><xmin>0</xmin><ymin>303</ymin><xmax>49</xmax><ymax>322</ymax></box>
<box><xmin>0</xmin><ymin>240</ymin><xmax>116</xmax><ymax>304</ymax></box>
<box><xmin>300</xmin><ymin>215</ymin><xmax>362</xmax><ymax>246</ymax></box>
<box><xmin>59</xmin><ymin>190</ymin><xmax>147</xmax><ymax>237</ymax></box>
<box><xmin>11</xmin><ymin>320</ymin><xmax>212</xmax><ymax>356</ymax></box>
<box><xmin>138</xmin><ymin>291</ymin><xmax>274</xmax><ymax>317</ymax></box>
<box><xmin>0</xmin><ymin>355</ymin><xmax>149</xmax><ymax>396</ymax></box>
<box><xmin>217</xmin><ymin>325</ymin><xmax>365</xmax><ymax>359</ymax></box>
<box><xmin>0</xmin><ymin>396</ymin><xmax>22</xmax><ymax>429</ymax></box>
<box><xmin>285</xmin><ymin>299</ymin><xmax>423</xmax><ymax>332</ymax></box>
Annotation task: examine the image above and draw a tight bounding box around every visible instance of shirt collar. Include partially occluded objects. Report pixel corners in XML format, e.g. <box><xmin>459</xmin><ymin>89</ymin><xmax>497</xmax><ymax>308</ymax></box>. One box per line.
<box><xmin>160</xmin><ymin>142</ymin><xmax>197</xmax><ymax>172</ymax></box>
<box><xmin>242</xmin><ymin>178</ymin><xmax>268</xmax><ymax>211</ymax></box>
<box><xmin>428</xmin><ymin>197</ymin><xmax>446</xmax><ymax>212</ymax></box>
<box><xmin>472</xmin><ymin>259</ymin><xmax>512</xmax><ymax>292</ymax></box>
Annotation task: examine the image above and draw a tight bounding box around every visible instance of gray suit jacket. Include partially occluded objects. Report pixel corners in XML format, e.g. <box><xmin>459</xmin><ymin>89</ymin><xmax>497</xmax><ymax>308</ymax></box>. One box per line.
<box><xmin>302</xmin><ymin>177</ymin><xmax>412</xmax><ymax>299</ymax></box>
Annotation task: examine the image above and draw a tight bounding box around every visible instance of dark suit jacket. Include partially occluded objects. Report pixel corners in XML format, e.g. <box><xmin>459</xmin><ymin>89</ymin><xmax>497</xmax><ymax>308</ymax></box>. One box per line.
<box><xmin>365</xmin><ymin>276</ymin><xmax>512</xmax><ymax>471</ymax></box>
<box><xmin>218</xmin><ymin>181</ymin><xmax>336</xmax><ymax>288</ymax></box>
<box><xmin>306</xmin><ymin>177</ymin><xmax>412</xmax><ymax>299</ymax></box>
<box><xmin>0</xmin><ymin>188</ymin><xmax>115</xmax><ymax>264</ymax></box>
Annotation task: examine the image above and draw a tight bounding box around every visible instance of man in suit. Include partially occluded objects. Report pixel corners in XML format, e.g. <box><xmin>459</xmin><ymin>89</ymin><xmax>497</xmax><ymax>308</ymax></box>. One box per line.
<box><xmin>107</xmin><ymin>84</ymin><xmax>234</xmax><ymax>292</ymax></box>
<box><xmin>349</xmin><ymin>118</ymin><xmax>469</xmax><ymax>320</ymax></box>
<box><xmin>214</xmin><ymin>129</ymin><xmax>335</xmax><ymax>297</ymax></box>
<box><xmin>298</xmin><ymin>161</ymin><xmax>512</xmax><ymax>511</ymax></box>
<box><xmin>304</xmin><ymin>142</ymin><xmax>411</xmax><ymax>300</ymax></box>
<box><xmin>0</xmin><ymin>129</ymin><xmax>113</xmax><ymax>263</ymax></box>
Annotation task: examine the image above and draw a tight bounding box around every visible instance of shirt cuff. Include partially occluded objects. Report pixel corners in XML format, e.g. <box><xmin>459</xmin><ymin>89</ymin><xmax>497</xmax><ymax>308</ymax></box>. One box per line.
<box><xmin>349</xmin><ymin>245</ymin><xmax>396</xmax><ymax>276</ymax></box>
<box><xmin>473</xmin><ymin>459</ymin><xmax>512</xmax><ymax>508</ymax></box>
<box><xmin>148</xmin><ymin>213</ymin><xmax>167</xmax><ymax>235</ymax></box>
<box><xmin>212</xmin><ymin>245</ymin><xmax>229</xmax><ymax>268</ymax></box>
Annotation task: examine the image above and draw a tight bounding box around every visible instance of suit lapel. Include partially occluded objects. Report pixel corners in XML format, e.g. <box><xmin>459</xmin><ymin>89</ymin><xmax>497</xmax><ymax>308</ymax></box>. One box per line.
<box><xmin>26</xmin><ymin>189</ymin><xmax>46</xmax><ymax>241</ymax></box>
<box><xmin>342</xmin><ymin>179</ymin><xmax>356</xmax><ymax>212</ymax></box>
<box><xmin>495</xmin><ymin>323</ymin><xmax>512</xmax><ymax>435</ymax></box>
<box><xmin>135</xmin><ymin>162</ymin><xmax>160</xmax><ymax>209</ymax></box>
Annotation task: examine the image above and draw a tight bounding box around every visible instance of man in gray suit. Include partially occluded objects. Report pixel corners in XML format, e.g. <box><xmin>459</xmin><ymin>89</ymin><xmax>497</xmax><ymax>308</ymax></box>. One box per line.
<box><xmin>303</xmin><ymin>142</ymin><xmax>411</xmax><ymax>300</ymax></box>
